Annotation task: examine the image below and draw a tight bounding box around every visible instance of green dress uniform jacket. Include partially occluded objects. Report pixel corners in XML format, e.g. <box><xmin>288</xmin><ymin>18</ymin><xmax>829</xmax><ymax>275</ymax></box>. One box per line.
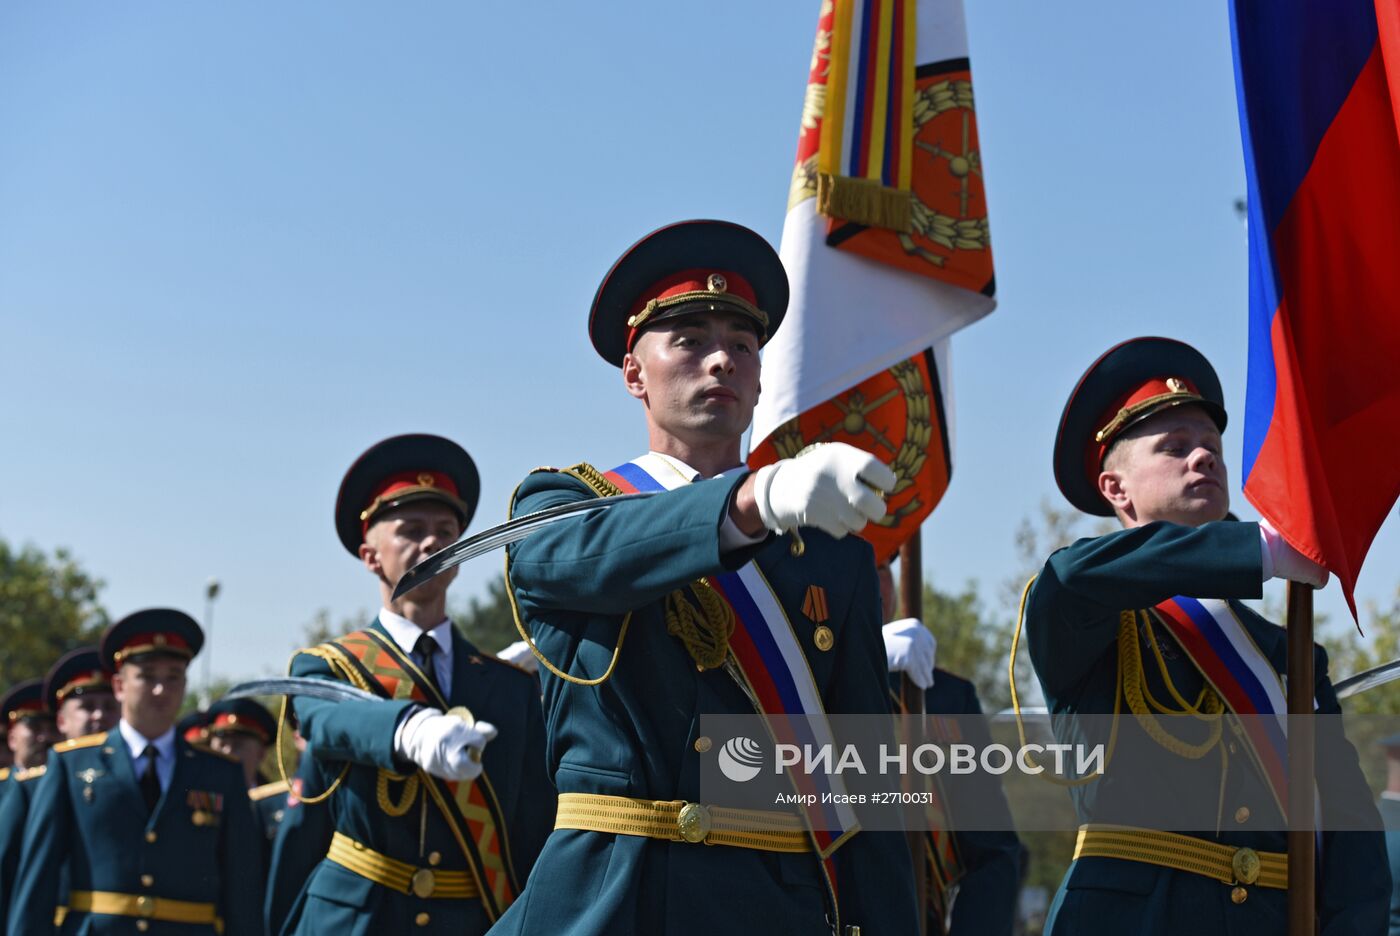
<box><xmin>264</xmin><ymin>751</ymin><xmax>334</xmax><ymax>935</ymax></box>
<box><xmin>7</xmin><ymin>731</ymin><xmax>264</xmax><ymax>936</ymax></box>
<box><xmin>248</xmin><ymin>776</ymin><xmax>291</xmax><ymax>870</ymax></box>
<box><xmin>0</xmin><ymin>769</ymin><xmax>43</xmax><ymax>927</ymax></box>
<box><xmin>489</xmin><ymin>467</ymin><xmax>919</xmax><ymax>936</ymax></box>
<box><xmin>919</xmin><ymin>670</ymin><xmax>1021</xmax><ymax>936</ymax></box>
<box><xmin>1380</xmin><ymin>796</ymin><xmax>1400</xmax><ymax>936</ymax></box>
<box><xmin>1027</xmin><ymin>520</ymin><xmax>1388</xmax><ymax>936</ymax></box>
<box><xmin>287</xmin><ymin>622</ymin><xmax>553</xmax><ymax>936</ymax></box>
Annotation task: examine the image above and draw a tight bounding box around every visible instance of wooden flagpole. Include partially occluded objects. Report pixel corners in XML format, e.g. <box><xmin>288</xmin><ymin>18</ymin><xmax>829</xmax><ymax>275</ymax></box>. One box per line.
<box><xmin>899</xmin><ymin>529</ymin><xmax>929</xmax><ymax>936</ymax></box>
<box><xmin>1286</xmin><ymin>580</ymin><xmax>1315</xmax><ymax>936</ymax></box>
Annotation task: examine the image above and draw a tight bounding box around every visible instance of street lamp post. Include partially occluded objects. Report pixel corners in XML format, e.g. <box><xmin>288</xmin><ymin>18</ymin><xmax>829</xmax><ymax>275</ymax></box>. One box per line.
<box><xmin>202</xmin><ymin>578</ymin><xmax>221</xmax><ymax>710</ymax></box>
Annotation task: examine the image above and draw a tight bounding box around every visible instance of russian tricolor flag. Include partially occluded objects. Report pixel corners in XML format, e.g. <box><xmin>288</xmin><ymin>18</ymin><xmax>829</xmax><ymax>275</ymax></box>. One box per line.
<box><xmin>1232</xmin><ymin>0</ymin><xmax>1400</xmax><ymax>615</ymax></box>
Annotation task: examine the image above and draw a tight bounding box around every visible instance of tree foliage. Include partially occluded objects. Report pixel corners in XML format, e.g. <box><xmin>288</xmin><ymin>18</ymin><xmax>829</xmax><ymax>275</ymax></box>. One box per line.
<box><xmin>293</xmin><ymin>576</ymin><xmax>521</xmax><ymax>663</ymax></box>
<box><xmin>452</xmin><ymin>578</ymin><xmax>521</xmax><ymax>653</ymax></box>
<box><xmin>0</xmin><ymin>540</ymin><xmax>109</xmax><ymax>688</ymax></box>
<box><xmin>910</xmin><ymin>501</ymin><xmax>1116</xmax><ymax>901</ymax></box>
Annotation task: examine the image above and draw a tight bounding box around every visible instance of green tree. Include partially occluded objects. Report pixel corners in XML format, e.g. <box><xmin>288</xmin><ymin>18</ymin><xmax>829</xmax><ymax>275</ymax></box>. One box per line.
<box><xmin>452</xmin><ymin>577</ymin><xmax>521</xmax><ymax>654</ymax></box>
<box><xmin>919</xmin><ymin>579</ymin><xmax>1010</xmax><ymax>710</ymax></box>
<box><xmin>0</xmin><ymin>540</ymin><xmax>109</xmax><ymax>687</ymax></box>
<box><xmin>293</xmin><ymin>579</ymin><xmax>521</xmax><ymax>664</ymax></box>
<box><xmin>297</xmin><ymin>608</ymin><xmax>370</xmax><ymax>650</ymax></box>
<box><xmin>995</xmin><ymin>501</ymin><xmax>1111</xmax><ymax>899</ymax></box>
<box><xmin>1317</xmin><ymin>587</ymin><xmax>1400</xmax><ymax>716</ymax></box>
<box><xmin>1308</xmin><ymin>586</ymin><xmax>1400</xmax><ymax>793</ymax></box>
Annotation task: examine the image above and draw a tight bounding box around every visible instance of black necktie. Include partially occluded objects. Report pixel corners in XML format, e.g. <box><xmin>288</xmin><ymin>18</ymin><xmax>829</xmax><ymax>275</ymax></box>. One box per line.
<box><xmin>140</xmin><ymin>745</ymin><xmax>161</xmax><ymax>813</ymax></box>
<box><xmin>414</xmin><ymin>633</ymin><xmax>443</xmax><ymax>696</ymax></box>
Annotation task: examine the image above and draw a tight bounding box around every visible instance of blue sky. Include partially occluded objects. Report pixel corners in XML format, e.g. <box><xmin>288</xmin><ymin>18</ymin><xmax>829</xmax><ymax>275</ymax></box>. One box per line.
<box><xmin>2</xmin><ymin>1</ymin><xmax>1394</xmax><ymax>683</ymax></box>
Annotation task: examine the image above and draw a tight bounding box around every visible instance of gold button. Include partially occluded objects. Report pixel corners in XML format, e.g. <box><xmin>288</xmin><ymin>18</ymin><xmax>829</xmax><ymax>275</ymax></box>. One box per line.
<box><xmin>136</xmin><ymin>921</ymin><xmax>149</xmax><ymax>933</ymax></box>
<box><xmin>1234</xmin><ymin>806</ymin><xmax>1250</xmax><ymax>824</ymax></box>
<box><xmin>428</xmin><ymin>851</ymin><xmax>442</xmax><ymax>867</ymax></box>
<box><xmin>677</xmin><ymin>802</ymin><xmax>712</xmax><ymax>844</ymax></box>
<box><xmin>410</xmin><ymin>868</ymin><xmax>436</xmax><ymax>899</ymax></box>
<box><xmin>694</xmin><ymin>736</ymin><xmax>712</xmax><ymax>753</ymax></box>
<box><xmin>136</xmin><ymin>895</ymin><xmax>155</xmax><ymax>918</ymax></box>
<box><xmin>140</xmin><ymin>874</ymin><xmax>154</xmax><ymax>888</ymax></box>
<box><xmin>144</xmin><ymin>831</ymin><xmax>157</xmax><ymax>843</ymax></box>
<box><xmin>1231</xmin><ymin>847</ymin><xmax>1261</xmax><ymax>885</ymax></box>
<box><xmin>813</xmin><ymin>625</ymin><xmax>834</xmax><ymax>652</ymax></box>
<box><xmin>1231</xmin><ymin>885</ymin><xmax>1248</xmax><ymax>904</ymax></box>
<box><xmin>416</xmin><ymin>913</ymin><xmax>431</xmax><ymax>927</ymax></box>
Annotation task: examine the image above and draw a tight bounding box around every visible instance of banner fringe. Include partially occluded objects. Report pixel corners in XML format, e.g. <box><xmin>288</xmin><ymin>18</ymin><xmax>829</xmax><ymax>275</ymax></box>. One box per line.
<box><xmin>817</xmin><ymin>172</ymin><xmax>913</xmax><ymax>233</ymax></box>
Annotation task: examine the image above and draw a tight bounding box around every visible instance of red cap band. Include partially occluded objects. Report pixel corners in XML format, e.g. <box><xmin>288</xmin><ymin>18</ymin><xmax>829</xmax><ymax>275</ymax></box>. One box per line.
<box><xmin>360</xmin><ymin>470</ymin><xmax>463</xmax><ymax>537</ymax></box>
<box><xmin>56</xmin><ymin>670</ymin><xmax>108</xmax><ymax>704</ymax></box>
<box><xmin>113</xmin><ymin>632</ymin><xmax>193</xmax><ymax>666</ymax></box>
<box><xmin>1088</xmin><ymin>375</ymin><xmax>1203</xmax><ymax>472</ymax></box>
<box><xmin>210</xmin><ymin>712</ymin><xmax>271</xmax><ymax>743</ymax></box>
<box><xmin>623</xmin><ymin>268</ymin><xmax>758</xmax><ymax>353</ymax></box>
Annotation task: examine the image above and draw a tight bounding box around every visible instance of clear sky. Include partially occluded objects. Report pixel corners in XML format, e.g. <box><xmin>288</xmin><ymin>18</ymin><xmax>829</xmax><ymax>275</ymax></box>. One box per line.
<box><xmin>2</xmin><ymin>1</ymin><xmax>1395</xmax><ymax>684</ymax></box>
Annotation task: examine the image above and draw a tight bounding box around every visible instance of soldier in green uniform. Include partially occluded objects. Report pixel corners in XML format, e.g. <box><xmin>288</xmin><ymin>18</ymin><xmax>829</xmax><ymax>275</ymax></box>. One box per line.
<box><xmin>0</xmin><ymin>649</ymin><xmax>119</xmax><ymax>920</ymax></box>
<box><xmin>0</xmin><ymin>681</ymin><xmax>56</xmax><ymax>785</ymax></box>
<box><xmin>0</xmin><ymin>679</ymin><xmax>59</xmax><ymax>924</ymax></box>
<box><xmin>8</xmin><ymin>609</ymin><xmax>264</xmax><ymax>935</ymax></box>
<box><xmin>177</xmin><ymin>711</ymin><xmax>211</xmax><ymax>749</ymax></box>
<box><xmin>490</xmin><ymin>220</ymin><xmax>918</xmax><ymax>935</ymax></box>
<box><xmin>205</xmin><ymin>698</ymin><xmax>287</xmax><ymax>859</ymax></box>
<box><xmin>878</xmin><ymin>563</ymin><xmax>1021</xmax><ymax>936</ymax></box>
<box><xmin>1026</xmin><ymin>337</ymin><xmax>1387</xmax><ymax>934</ymax></box>
<box><xmin>277</xmin><ymin>434</ymin><xmax>553</xmax><ymax>936</ymax></box>
<box><xmin>263</xmin><ymin>751</ymin><xmax>333</xmax><ymax>936</ymax></box>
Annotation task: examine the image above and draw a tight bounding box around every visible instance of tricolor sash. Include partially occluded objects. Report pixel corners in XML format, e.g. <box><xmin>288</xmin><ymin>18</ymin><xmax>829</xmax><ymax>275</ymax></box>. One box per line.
<box><xmin>309</xmin><ymin>630</ymin><xmax>519</xmax><ymax>921</ymax></box>
<box><xmin>1151</xmin><ymin>596</ymin><xmax>1309</xmax><ymax>821</ymax></box>
<box><xmin>604</xmin><ymin>454</ymin><xmax>861</xmax><ymax>860</ymax></box>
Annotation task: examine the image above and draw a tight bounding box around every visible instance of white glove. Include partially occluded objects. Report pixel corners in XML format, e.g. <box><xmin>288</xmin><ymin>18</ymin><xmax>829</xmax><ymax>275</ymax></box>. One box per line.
<box><xmin>393</xmin><ymin>708</ymin><xmax>498</xmax><ymax>781</ymax></box>
<box><xmin>752</xmin><ymin>443</ymin><xmax>896</xmax><ymax>539</ymax></box>
<box><xmin>1259</xmin><ymin>519</ymin><xmax>1329</xmax><ymax>589</ymax></box>
<box><xmin>883</xmin><ymin>618</ymin><xmax>936</xmax><ymax>690</ymax></box>
<box><xmin>496</xmin><ymin>640</ymin><xmax>539</xmax><ymax>674</ymax></box>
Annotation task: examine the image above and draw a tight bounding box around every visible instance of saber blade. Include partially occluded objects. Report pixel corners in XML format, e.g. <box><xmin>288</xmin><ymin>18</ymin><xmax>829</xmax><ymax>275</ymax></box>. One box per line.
<box><xmin>1334</xmin><ymin>658</ymin><xmax>1400</xmax><ymax>700</ymax></box>
<box><xmin>222</xmin><ymin>677</ymin><xmax>382</xmax><ymax>704</ymax></box>
<box><xmin>391</xmin><ymin>491</ymin><xmax>657</xmax><ymax>600</ymax></box>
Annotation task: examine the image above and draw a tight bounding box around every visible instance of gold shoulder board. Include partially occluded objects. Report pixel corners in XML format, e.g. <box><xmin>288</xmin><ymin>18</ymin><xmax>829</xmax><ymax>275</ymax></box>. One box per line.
<box><xmin>559</xmin><ymin>462</ymin><xmax>623</xmax><ymax>499</ymax></box>
<box><xmin>54</xmin><ymin>732</ymin><xmax>108</xmax><ymax>754</ymax></box>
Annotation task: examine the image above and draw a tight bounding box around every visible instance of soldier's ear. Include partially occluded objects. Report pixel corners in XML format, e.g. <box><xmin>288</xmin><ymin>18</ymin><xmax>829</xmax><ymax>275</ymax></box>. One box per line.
<box><xmin>359</xmin><ymin>535</ymin><xmax>383</xmax><ymax>577</ymax></box>
<box><xmin>1098</xmin><ymin>468</ymin><xmax>1131</xmax><ymax>515</ymax></box>
<box><xmin>621</xmin><ymin>350</ymin><xmax>647</xmax><ymax>401</ymax></box>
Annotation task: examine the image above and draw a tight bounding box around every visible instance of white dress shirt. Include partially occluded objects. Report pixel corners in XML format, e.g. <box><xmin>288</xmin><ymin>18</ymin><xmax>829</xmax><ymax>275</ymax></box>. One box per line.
<box><xmin>645</xmin><ymin>452</ymin><xmax>767</xmax><ymax>552</ymax></box>
<box><xmin>379</xmin><ymin>608</ymin><xmax>453</xmax><ymax>696</ymax></box>
<box><xmin>118</xmin><ymin>719</ymin><xmax>176</xmax><ymax>792</ymax></box>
